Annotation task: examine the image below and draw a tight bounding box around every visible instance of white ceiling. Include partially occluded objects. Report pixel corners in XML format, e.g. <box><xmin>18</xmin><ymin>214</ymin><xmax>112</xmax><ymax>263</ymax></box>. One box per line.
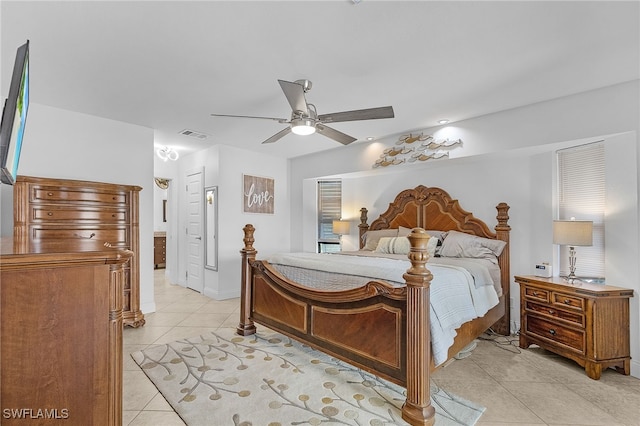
<box><xmin>2</xmin><ymin>1</ymin><xmax>638</xmax><ymax>159</ymax></box>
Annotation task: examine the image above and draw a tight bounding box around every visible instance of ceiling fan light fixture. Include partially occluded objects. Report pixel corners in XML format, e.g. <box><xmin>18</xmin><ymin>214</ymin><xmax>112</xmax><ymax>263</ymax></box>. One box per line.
<box><xmin>291</xmin><ymin>118</ymin><xmax>316</xmax><ymax>135</ymax></box>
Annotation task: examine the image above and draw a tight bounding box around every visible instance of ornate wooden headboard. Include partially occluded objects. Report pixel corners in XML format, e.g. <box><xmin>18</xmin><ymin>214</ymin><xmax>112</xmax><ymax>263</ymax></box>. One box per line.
<box><xmin>358</xmin><ymin>185</ymin><xmax>512</xmax><ymax>335</ymax></box>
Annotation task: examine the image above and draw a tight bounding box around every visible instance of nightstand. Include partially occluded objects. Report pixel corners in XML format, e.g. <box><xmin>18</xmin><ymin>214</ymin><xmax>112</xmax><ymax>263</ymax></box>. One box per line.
<box><xmin>515</xmin><ymin>275</ymin><xmax>633</xmax><ymax>380</ymax></box>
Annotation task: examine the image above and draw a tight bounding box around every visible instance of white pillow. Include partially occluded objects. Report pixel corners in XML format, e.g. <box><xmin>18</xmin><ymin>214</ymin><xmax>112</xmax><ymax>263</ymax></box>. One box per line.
<box><xmin>439</xmin><ymin>230</ymin><xmax>506</xmax><ymax>263</ymax></box>
<box><xmin>375</xmin><ymin>235</ymin><xmax>438</xmax><ymax>257</ymax></box>
<box><xmin>375</xmin><ymin>236</ymin><xmax>411</xmax><ymax>254</ymax></box>
<box><xmin>362</xmin><ymin>229</ymin><xmax>398</xmax><ymax>251</ymax></box>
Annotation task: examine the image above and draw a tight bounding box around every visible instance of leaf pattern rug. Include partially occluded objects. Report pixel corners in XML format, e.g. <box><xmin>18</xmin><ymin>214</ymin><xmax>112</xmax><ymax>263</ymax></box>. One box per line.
<box><xmin>131</xmin><ymin>328</ymin><xmax>485</xmax><ymax>425</ymax></box>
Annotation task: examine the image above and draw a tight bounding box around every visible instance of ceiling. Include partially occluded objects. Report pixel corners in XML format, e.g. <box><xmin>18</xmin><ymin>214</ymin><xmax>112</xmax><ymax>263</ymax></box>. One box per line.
<box><xmin>2</xmin><ymin>1</ymin><xmax>638</xmax><ymax>160</ymax></box>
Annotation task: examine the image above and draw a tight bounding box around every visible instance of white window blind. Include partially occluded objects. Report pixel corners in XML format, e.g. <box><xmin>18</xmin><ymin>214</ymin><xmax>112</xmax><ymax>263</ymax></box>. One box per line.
<box><xmin>317</xmin><ymin>180</ymin><xmax>342</xmax><ymax>252</ymax></box>
<box><xmin>557</xmin><ymin>142</ymin><xmax>605</xmax><ymax>279</ymax></box>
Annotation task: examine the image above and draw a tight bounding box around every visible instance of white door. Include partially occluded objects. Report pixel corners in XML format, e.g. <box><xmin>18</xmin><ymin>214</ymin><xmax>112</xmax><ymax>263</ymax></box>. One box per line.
<box><xmin>186</xmin><ymin>170</ymin><xmax>204</xmax><ymax>293</ymax></box>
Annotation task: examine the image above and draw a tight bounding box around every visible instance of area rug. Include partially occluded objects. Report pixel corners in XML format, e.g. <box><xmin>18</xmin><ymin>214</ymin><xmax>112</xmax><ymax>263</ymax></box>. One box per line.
<box><xmin>131</xmin><ymin>328</ymin><xmax>485</xmax><ymax>425</ymax></box>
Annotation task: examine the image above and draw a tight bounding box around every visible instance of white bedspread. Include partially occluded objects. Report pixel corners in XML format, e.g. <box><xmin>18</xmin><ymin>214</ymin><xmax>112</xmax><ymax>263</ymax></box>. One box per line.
<box><xmin>266</xmin><ymin>252</ymin><xmax>499</xmax><ymax>365</ymax></box>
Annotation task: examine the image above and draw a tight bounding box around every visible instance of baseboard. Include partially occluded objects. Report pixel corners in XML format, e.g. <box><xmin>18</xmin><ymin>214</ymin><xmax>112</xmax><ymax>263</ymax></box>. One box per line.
<box><xmin>631</xmin><ymin>359</ymin><xmax>640</xmax><ymax>379</ymax></box>
<box><xmin>204</xmin><ymin>287</ymin><xmax>240</xmax><ymax>301</ymax></box>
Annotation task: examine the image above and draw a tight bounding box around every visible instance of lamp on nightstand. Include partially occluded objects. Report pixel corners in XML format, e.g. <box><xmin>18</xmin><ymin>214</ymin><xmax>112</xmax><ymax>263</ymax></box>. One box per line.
<box><xmin>332</xmin><ymin>220</ymin><xmax>350</xmax><ymax>250</ymax></box>
<box><xmin>553</xmin><ymin>219</ymin><xmax>593</xmax><ymax>283</ymax></box>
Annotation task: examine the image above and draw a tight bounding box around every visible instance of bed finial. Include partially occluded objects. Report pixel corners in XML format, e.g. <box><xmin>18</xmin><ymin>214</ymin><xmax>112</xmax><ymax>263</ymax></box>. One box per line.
<box><xmin>405</xmin><ymin>228</ymin><xmax>433</xmax><ymax>277</ymax></box>
<box><xmin>359</xmin><ymin>208</ymin><xmax>369</xmax><ymax>249</ymax></box>
<box><xmin>242</xmin><ymin>224</ymin><xmax>256</xmax><ymax>251</ymax></box>
<box><xmin>495</xmin><ymin>202</ymin><xmax>511</xmax><ymax>231</ymax></box>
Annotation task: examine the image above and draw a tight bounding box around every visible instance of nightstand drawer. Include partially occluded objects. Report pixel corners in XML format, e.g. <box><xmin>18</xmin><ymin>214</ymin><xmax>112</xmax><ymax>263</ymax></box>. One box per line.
<box><xmin>551</xmin><ymin>292</ymin><xmax>584</xmax><ymax>312</ymax></box>
<box><xmin>525</xmin><ymin>301</ymin><xmax>584</xmax><ymax>326</ymax></box>
<box><xmin>524</xmin><ymin>287</ymin><xmax>549</xmax><ymax>302</ymax></box>
<box><xmin>526</xmin><ymin>316</ymin><xmax>584</xmax><ymax>353</ymax></box>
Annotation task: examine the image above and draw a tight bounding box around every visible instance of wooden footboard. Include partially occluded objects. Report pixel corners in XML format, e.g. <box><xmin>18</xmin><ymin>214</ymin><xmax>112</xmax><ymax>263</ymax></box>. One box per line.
<box><xmin>237</xmin><ymin>224</ymin><xmax>436</xmax><ymax>425</ymax></box>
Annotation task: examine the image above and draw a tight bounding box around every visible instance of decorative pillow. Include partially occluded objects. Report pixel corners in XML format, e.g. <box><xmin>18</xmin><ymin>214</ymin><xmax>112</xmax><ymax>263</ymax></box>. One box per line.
<box><xmin>439</xmin><ymin>230</ymin><xmax>506</xmax><ymax>263</ymax></box>
<box><xmin>399</xmin><ymin>226</ymin><xmax>447</xmax><ymax>243</ymax></box>
<box><xmin>375</xmin><ymin>234</ymin><xmax>438</xmax><ymax>257</ymax></box>
<box><xmin>362</xmin><ymin>229</ymin><xmax>398</xmax><ymax>251</ymax></box>
<box><xmin>375</xmin><ymin>236</ymin><xmax>411</xmax><ymax>255</ymax></box>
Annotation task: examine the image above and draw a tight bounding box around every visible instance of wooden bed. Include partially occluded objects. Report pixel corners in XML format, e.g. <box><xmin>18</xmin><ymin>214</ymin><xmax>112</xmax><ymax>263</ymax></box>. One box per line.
<box><xmin>237</xmin><ymin>185</ymin><xmax>511</xmax><ymax>425</ymax></box>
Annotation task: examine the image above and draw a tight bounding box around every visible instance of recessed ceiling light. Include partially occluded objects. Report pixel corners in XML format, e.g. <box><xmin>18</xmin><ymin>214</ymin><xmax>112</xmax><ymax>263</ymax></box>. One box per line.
<box><xmin>438</xmin><ymin>119</ymin><xmax>449</xmax><ymax>125</ymax></box>
<box><xmin>366</xmin><ymin>137</ymin><xmax>374</xmax><ymax>141</ymax></box>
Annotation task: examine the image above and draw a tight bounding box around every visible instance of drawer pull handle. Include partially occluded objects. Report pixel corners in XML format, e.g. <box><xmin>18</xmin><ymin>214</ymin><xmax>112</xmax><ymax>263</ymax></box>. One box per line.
<box><xmin>549</xmin><ymin>329</ymin><xmax>557</xmax><ymax>336</ymax></box>
<box><xmin>533</xmin><ymin>291</ymin><xmax>539</xmax><ymax>296</ymax></box>
<box><xmin>74</xmin><ymin>232</ymin><xmax>96</xmax><ymax>240</ymax></box>
<box><xmin>564</xmin><ymin>299</ymin><xmax>571</xmax><ymax>305</ymax></box>
<box><xmin>47</xmin><ymin>192</ymin><xmax>54</xmax><ymax>196</ymax></box>
<box><xmin>47</xmin><ymin>212</ymin><xmax>53</xmax><ymax>216</ymax></box>
<box><xmin>548</xmin><ymin>309</ymin><xmax>555</xmax><ymax>315</ymax></box>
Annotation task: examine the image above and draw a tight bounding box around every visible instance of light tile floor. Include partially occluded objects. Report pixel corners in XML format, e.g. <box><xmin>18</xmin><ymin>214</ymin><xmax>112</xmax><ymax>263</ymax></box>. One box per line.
<box><xmin>123</xmin><ymin>270</ymin><xmax>640</xmax><ymax>425</ymax></box>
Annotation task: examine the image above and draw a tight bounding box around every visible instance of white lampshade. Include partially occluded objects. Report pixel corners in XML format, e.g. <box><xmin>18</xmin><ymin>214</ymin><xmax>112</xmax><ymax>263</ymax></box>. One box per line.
<box><xmin>553</xmin><ymin>220</ymin><xmax>593</xmax><ymax>246</ymax></box>
<box><xmin>332</xmin><ymin>220</ymin><xmax>350</xmax><ymax>235</ymax></box>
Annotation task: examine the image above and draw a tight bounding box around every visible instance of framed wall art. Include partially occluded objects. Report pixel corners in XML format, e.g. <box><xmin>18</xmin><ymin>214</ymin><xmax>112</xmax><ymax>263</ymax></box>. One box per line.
<box><xmin>243</xmin><ymin>174</ymin><xmax>274</xmax><ymax>214</ymax></box>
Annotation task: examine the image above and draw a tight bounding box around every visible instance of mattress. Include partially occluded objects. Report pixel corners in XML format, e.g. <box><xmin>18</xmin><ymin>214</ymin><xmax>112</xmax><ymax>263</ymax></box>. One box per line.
<box><xmin>266</xmin><ymin>251</ymin><xmax>500</xmax><ymax>365</ymax></box>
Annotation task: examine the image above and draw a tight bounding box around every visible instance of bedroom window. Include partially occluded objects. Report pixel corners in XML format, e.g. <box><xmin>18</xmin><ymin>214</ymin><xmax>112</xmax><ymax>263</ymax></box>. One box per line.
<box><xmin>317</xmin><ymin>180</ymin><xmax>342</xmax><ymax>253</ymax></box>
<box><xmin>556</xmin><ymin>141</ymin><xmax>605</xmax><ymax>280</ymax></box>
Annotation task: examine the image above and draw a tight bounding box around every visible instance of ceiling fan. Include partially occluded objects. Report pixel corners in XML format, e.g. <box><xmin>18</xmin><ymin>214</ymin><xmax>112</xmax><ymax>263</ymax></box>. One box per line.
<box><xmin>211</xmin><ymin>79</ymin><xmax>394</xmax><ymax>145</ymax></box>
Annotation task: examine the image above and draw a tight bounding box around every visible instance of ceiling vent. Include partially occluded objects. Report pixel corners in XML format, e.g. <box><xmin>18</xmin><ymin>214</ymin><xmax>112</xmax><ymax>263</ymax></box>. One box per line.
<box><xmin>179</xmin><ymin>129</ymin><xmax>208</xmax><ymax>139</ymax></box>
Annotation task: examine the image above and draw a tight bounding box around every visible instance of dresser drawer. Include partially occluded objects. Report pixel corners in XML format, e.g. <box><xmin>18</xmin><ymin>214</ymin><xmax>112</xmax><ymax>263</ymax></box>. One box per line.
<box><xmin>29</xmin><ymin>226</ymin><xmax>129</xmax><ymax>247</ymax></box>
<box><xmin>31</xmin><ymin>187</ymin><xmax>127</xmax><ymax>205</ymax></box>
<box><xmin>525</xmin><ymin>301</ymin><xmax>584</xmax><ymax>326</ymax></box>
<box><xmin>551</xmin><ymin>292</ymin><xmax>585</xmax><ymax>312</ymax></box>
<box><xmin>31</xmin><ymin>206</ymin><xmax>127</xmax><ymax>223</ymax></box>
<box><xmin>526</xmin><ymin>316</ymin><xmax>584</xmax><ymax>353</ymax></box>
<box><xmin>524</xmin><ymin>286</ymin><xmax>549</xmax><ymax>302</ymax></box>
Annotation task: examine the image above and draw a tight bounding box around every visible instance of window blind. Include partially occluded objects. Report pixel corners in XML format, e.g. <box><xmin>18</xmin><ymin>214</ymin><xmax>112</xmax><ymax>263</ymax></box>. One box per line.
<box><xmin>317</xmin><ymin>180</ymin><xmax>342</xmax><ymax>244</ymax></box>
<box><xmin>557</xmin><ymin>142</ymin><xmax>605</xmax><ymax>278</ymax></box>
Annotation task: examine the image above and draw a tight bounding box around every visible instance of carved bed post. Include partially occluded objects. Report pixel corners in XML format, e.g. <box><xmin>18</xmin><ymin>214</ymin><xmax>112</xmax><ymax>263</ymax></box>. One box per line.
<box><xmin>401</xmin><ymin>228</ymin><xmax>436</xmax><ymax>426</ymax></box>
<box><xmin>493</xmin><ymin>202</ymin><xmax>512</xmax><ymax>336</ymax></box>
<box><xmin>237</xmin><ymin>224</ymin><xmax>257</xmax><ymax>336</ymax></box>
<box><xmin>358</xmin><ymin>207</ymin><xmax>369</xmax><ymax>249</ymax></box>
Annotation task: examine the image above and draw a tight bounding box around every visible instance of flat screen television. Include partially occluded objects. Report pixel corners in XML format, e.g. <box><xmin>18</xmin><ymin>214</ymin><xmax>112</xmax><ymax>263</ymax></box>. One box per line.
<box><xmin>0</xmin><ymin>40</ymin><xmax>29</xmax><ymax>185</ymax></box>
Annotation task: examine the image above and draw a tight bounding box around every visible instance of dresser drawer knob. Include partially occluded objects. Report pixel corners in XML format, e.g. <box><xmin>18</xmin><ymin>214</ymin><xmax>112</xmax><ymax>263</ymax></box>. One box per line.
<box><xmin>533</xmin><ymin>291</ymin><xmax>539</xmax><ymax>296</ymax></box>
<box><xmin>548</xmin><ymin>309</ymin><xmax>555</xmax><ymax>315</ymax></box>
<box><xmin>549</xmin><ymin>329</ymin><xmax>557</xmax><ymax>336</ymax></box>
<box><xmin>47</xmin><ymin>212</ymin><xmax>53</xmax><ymax>216</ymax></box>
<box><xmin>47</xmin><ymin>192</ymin><xmax>54</xmax><ymax>196</ymax></box>
<box><xmin>564</xmin><ymin>299</ymin><xmax>571</xmax><ymax>305</ymax></box>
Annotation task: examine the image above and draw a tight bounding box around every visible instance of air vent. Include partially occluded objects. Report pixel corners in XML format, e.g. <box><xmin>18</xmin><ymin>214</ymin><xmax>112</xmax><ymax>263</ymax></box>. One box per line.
<box><xmin>179</xmin><ymin>129</ymin><xmax>208</xmax><ymax>139</ymax></box>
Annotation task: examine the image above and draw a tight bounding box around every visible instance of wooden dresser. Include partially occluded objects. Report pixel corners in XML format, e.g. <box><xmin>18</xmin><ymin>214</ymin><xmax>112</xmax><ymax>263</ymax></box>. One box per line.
<box><xmin>13</xmin><ymin>175</ymin><xmax>145</xmax><ymax>327</ymax></box>
<box><xmin>515</xmin><ymin>275</ymin><xmax>633</xmax><ymax>379</ymax></box>
<box><xmin>153</xmin><ymin>232</ymin><xmax>166</xmax><ymax>268</ymax></box>
<box><xmin>0</xmin><ymin>238</ymin><xmax>131</xmax><ymax>425</ymax></box>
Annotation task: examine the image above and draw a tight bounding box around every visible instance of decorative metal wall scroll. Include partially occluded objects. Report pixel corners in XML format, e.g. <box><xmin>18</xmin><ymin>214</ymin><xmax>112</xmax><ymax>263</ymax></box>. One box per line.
<box><xmin>373</xmin><ymin>133</ymin><xmax>462</xmax><ymax>168</ymax></box>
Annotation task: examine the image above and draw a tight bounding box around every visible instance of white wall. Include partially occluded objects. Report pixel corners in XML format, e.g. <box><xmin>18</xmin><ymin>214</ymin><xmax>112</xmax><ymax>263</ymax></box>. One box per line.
<box><xmin>289</xmin><ymin>80</ymin><xmax>640</xmax><ymax>377</ymax></box>
<box><xmin>175</xmin><ymin>144</ymin><xmax>290</xmax><ymax>300</ymax></box>
<box><xmin>0</xmin><ymin>103</ymin><xmax>157</xmax><ymax>315</ymax></box>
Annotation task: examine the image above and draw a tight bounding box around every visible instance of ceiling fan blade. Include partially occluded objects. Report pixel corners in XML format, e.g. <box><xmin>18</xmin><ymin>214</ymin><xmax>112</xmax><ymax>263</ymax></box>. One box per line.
<box><xmin>316</xmin><ymin>124</ymin><xmax>357</xmax><ymax>145</ymax></box>
<box><xmin>262</xmin><ymin>127</ymin><xmax>292</xmax><ymax>144</ymax></box>
<box><xmin>318</xmin><ymin>106</ymin><xmax>395</xmax><ymax>123</ymax></box>
<box><xmin>210</xmin><ymin>113</ymin><xmax>288</xmax><ymax>123</ymax></box>
<box><xmin>278</xmin><ymin>80</ymin><xmax>309</xmax><ymax>115</ymax></box>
